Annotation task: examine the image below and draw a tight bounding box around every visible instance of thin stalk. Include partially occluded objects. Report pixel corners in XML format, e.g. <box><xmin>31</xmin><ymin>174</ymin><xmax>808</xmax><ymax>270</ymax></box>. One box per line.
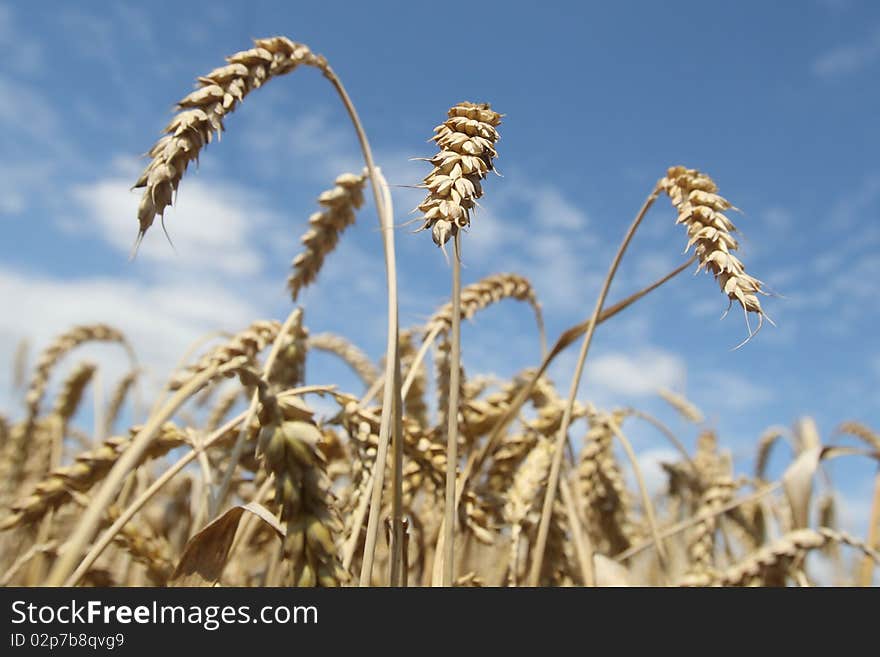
<box><xmin>402</xmin><ymin>324</ymin><xmax>442</xmax><ymax>400</ymax></box>
<box><xmin>149</xmin><ymin>329</ymin><xmax>231</xmax><ymax>416</ymax></box>
<box><xmin>342</xmin><ymin>468</ymin><xmax>374</xmax><ymax>571</ymax></box>
<box><xmin>27</xmin><ymin>416</ymin><xmax>65</xmax><ymax>584</ymax></box>
<box><xmin>1</xmin><ymin>542</ymin><xmax>58</xmax><ymax>586</ymax></box>
<box><xmin>560</xmin><ymin>476</ymin><xmax>594</xmax><ymax>586</ymax></box>
<box><xmin>461</xmin><ymin>256</ymin><xmax>695</xmax><ymax>493</ymax></box>
<box><xmin>528</xmin><ymin>185</ymin><xmax>661</xmax><ymax>587</ymax></box>
<box><xmin>857</xmin><ymin>468</ymin><xmax>880</xmax><ymax>586</ymax></box>
<box><xmin>226</xmin><ymin>475</ymin><xmax>276</xmax><ymax>576</ymax></box>
<box><xmin>93</xmin><ymin>367</ymin><xmax>103</xmax><ymax>443</ymax></box>
<box><xmin>443</xmin><ymin>232</ymin><xmax>464</xmax><ymax>587</ymax></box>
<box><xmin>355</xmin><ymin>163</ymin><xmax>402</xmax><ymax>586</ymax></box>
<box><xmin>607</xmin><ymin>417</ymin><xmax>668</xmax><ymax>570</ymax></box>
<box><xmin>626</xmin><ymin>409</ymin><xmax>695</xmax><ymax>470</ymax></box>
<box><xmin>47</xmin><ymin>365</ymin><xmax>222</xmax><ymax>585</ymax></box>
<box><xmin>390</xmin><ymin>346</ymin><xmax>405</xmax><ymax>585</ymax></box>
<box><xmin>617</xmin><ymin>481</ymin><xmax>782</xmax><ymax>562</ymax></box>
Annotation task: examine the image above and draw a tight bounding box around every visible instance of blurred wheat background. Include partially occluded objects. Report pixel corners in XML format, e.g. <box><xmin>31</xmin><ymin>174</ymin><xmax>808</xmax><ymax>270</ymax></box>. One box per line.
<box><xmin>0</xmin><ymin>1</ymin><xmax>878</xmax><ymax>586</ymax></box>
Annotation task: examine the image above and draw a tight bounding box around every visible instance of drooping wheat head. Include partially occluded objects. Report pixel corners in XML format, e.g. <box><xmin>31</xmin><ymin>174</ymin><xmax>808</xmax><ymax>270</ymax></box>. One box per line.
<box><xmin>132</xmin><ymin>37</ymin><xmax>329</xmax><ymax>248</ymax></box>
<box><xmin>659</xmin><ymin>166</ymin><xmax>771</xmax><ymax>345</ymax></box>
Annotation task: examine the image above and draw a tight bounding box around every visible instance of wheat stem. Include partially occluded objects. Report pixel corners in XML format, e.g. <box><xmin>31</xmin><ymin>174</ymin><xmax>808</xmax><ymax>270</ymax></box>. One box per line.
<box><xmin>857</xmin><ymin>468</ymin><xmax>880</xmax><ymax>585</ymax></box>
<box><xmin>528</xmin><ymin>185</ymin><xmax>660</xmax><ymax>587</ymax></box>
<box><xmin>441</xmin><ymin>232</ymin><xmax>464</xmax><ymax>587</ymax></box>
<box><xmin>607</xmin><ymin>417</ymin><xmax>668</xmax><ymax>570</ymax></box>
<box><xmin>460</xmin><ymin>257</ymin><xmax>694</xmax><ymax>499</ymax></box>
<box><xmin>560</xmin><ymin>476</ymin><xmax>594</xmax><ymax>586</ymax></box>
<box><xmin>354</xmin><ymin>163</ymin><xmax>402</xmax><ymax>586</ymax></box>
<box><xmin>626</xmin><ymin>409</ymin><xmax>695</xmax><ymax>469</ymax></box>
<box><xmin>617</xmin><ymin>481</ymin><xmax>782</xmax><ymax>562</ymax></box>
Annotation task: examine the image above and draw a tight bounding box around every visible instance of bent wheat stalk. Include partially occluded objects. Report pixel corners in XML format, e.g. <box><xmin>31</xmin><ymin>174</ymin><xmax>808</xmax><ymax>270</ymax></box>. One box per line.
<box><xmin>528</xmin><ymin>184</ymin><xmax>661</xmax><ymax>586</ymax></box>
<box><xmin>125</xmin><ymin>35</ymin><xmax>402</xmax><ymax>584</ymax></box>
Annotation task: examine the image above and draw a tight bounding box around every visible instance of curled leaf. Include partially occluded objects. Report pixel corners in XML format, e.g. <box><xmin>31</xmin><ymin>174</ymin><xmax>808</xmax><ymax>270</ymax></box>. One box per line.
<box><xmin>169</xmin><ymin>502</ymin><xmax>284</xmax><ymax>587</ymax></box>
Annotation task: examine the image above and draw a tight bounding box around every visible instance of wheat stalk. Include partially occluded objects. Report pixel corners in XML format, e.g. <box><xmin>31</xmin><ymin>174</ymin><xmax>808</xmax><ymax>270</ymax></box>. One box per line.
<box><xmin>529</xmin><ymin>185</ymin><xmax>661</xmax><ymax>586</ymax></box>
<box><xmin>169</xmin><ymin>320</ymin><xmax>280</xmax><ymax>390</ymax></box>
<box><xmin>398</xmin><ymin>329</ymin><xmax>429</xmax><ymax>428</ymax></box>
<box><xmin>3</xmin><ymin>325</ymin><xmax>133</xmax><ymax>493</ymax></box>
<box><xmin>128</xmin><ymin>37</ymin><xmax>403</xmax><ymax>586</ymax></box>
<box><xmin>105</xmin><ymin>505</ymin><xmax>174</xmax><ymax>585</ymax></box>
<box><xmin>417</xmin><ymin>101</ymin><xmax>502</xmax><ymax>587</ymax></box>
<box><xmin>504</xmin><ymin>437</ymin><xmax>553</xmax><ymax>585</ymax></box>
<box><xmin>682</xmin><ymin>528</ymin><xmax>880</xmax><ymax>586</ymax></box>
<box><xmin>50</xmin><ymin>361</ymin><xmax>97</xmax><ymax>425</ymax></box>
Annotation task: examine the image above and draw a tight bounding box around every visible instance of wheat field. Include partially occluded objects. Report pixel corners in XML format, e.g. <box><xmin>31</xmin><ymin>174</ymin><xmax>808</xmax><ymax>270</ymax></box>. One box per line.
<box><xmin>1</xmin><ymin>35</ymin><xmax>878</xmax><ymax>588</ymax></box>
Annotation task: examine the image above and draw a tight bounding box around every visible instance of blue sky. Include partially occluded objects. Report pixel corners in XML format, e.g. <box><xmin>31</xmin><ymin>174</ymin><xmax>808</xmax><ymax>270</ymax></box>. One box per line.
<box><xmin>1</xmin><ymin>1</ymin><xmax>878</xmax><ymax>559</ymax></box>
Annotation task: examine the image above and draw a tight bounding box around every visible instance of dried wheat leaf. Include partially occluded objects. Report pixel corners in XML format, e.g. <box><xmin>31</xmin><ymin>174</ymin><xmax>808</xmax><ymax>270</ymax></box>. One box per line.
<box><xmin>169</xmin><ymin>502</ymin><xmax>283</xmax><ymax>587</ymax></box>
<box><xmin>782</xmin><ymin>446</ymin><xmax>822</xmax><ymax>530</ymax></box>
<box><xmin>783</xmin><ymin>445</ymin><xmax>865</xmax><ymax>529</ymax></box>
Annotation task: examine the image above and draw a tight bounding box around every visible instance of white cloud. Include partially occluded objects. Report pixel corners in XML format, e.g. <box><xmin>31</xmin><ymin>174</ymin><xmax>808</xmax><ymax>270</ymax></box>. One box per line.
<box><xmin>693</xmin><ymin>371</ymin><xmax>774</xmax><ymax>411</ymax></box>
<box><xmin>0</xmin><ymin>266</ymin><xmax>263</xmax><ymax>415</ymax></box>
<box><xmin>0</xmin><ymin>75</ymin><xmax>58</xmax><ymax>141</ymax></box>
<box><xmin>520</xmin><ymin>183</ymin><xmax>590</xmax><ymax>231</ymax></box>
<box><xmin>588</xmin><ymin>348</ymin><xmax>686</xmax><ymax>397</ymax></box>
<box><xmin>812</xmin><ymin>26</ymin><xmax>880</xmax><ymax>77</ymax></box>
<box><xmin>70</xmin><ymin>172</ymin><xmax>283</xmax><ymax>277</ymax></box>
<box><xmin>762</xmin><ymin>206</ymin><xmax>794</xmax><ymax>232</ymax></box>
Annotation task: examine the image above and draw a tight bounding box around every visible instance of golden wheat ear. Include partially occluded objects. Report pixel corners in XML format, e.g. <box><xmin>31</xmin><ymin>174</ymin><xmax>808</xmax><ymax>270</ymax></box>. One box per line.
<box><xmin>415</xmin><ymin>101</ymin><xmax>502</xmax><ymax>249</ymax></box>
<box><xmin>660</xmin><ymin>166</ymin><xmax>772</xmax><ymax>347</ymax></box>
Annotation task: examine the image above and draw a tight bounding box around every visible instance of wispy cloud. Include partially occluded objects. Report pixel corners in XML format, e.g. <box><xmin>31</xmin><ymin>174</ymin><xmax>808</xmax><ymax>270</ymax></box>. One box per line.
<box><xmin>0</xmin><ymin>265</ymin><xmax>263</xmax><ymax>414</ymax></box>
<box><xmin>238</xmin><ymin>105</ymin><xmax>362</xmax><ymax>184</ymax></box>
<box><xmin>812</xmin><ymin>25</ymin><xmax>880</xmax><ymax>77</ymax></box>
<box><xmin>588</xmin><ymin>348</ymin><xmax>686</xmax><ymax>397</ymax></box>
<box><xmin>693</xmin><ymin>371</ymin><xmax>774</xmax><ymax>411</ymax></box>
<box><xmin>70</xmin><ymin>166</ymin><xmax>283</xmax><ymax>277</ymax></box>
